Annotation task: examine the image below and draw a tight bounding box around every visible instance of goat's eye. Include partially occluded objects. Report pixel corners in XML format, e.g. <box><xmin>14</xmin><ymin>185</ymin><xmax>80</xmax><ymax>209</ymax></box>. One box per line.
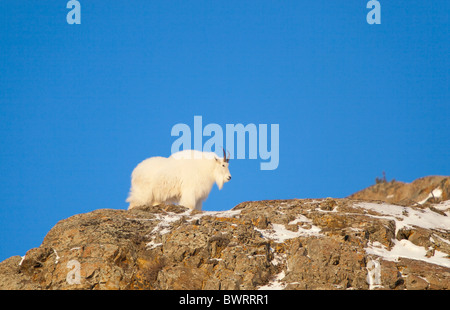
<box><xmin>222</xmin><ymin>164</ymin><xmax>225</xmax><ymax>167</ymax></box>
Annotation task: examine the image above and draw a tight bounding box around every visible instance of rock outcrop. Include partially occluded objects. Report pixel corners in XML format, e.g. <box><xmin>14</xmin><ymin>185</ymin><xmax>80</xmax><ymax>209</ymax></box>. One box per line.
<box><xmin>348</xmin><ymin>175</ymin><xmax>450</xmax><ymax>206</ymax></box>
<box><xmin>0</xmin><ymin>176</ymin><xmax>449</xmax><ymax>290</ymax></box>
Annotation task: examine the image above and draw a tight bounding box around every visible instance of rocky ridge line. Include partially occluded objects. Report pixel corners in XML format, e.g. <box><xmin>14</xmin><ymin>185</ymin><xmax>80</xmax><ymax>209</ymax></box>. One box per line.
<box><xmin>0</xmin><ymin>176</ymin><xmax>449</xmax><ymax>290</ymax></box>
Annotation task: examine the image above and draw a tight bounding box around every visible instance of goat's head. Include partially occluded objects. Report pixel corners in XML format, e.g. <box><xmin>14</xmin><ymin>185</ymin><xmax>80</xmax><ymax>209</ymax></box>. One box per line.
<box><xmin>214</xmin><ymin>148</ymin><xmax>231</xmax><ymax>189</ymax></box>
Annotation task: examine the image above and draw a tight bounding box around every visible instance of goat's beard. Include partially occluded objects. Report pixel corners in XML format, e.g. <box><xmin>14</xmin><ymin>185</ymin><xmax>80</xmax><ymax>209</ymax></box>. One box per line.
<box><xmin>216</xmin><ymin>178</ymin><xmax>224</xmax><ymax>190</ymax></box>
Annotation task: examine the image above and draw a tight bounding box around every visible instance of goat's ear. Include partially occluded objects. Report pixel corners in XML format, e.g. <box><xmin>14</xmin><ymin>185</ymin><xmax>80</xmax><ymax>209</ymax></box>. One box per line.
<box><xmin>215</xmin><ymin>157</ymin><xmax>219</xmax><ymax>162</ymax></box>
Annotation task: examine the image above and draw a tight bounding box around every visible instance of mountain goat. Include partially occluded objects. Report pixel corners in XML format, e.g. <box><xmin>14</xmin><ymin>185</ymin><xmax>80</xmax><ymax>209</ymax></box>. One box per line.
<box><xmin>126</xmin><ymin>149</ymin><xmax>231</xmax><ymax>211</ymax></box>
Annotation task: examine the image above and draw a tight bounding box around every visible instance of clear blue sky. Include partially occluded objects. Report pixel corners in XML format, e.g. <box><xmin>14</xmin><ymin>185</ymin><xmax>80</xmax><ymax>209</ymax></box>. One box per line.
<box><xmin>0</xmin><ymin>1</ymin><xmax>448</xmax><ymax>261</ymax></box>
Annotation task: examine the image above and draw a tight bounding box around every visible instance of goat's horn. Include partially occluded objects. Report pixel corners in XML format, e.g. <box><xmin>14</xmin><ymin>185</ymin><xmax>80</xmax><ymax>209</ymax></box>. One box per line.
<box><xmin>221</xmin><ymin>147</ymin><xmax>230</xmax><ymax>163</ymax></box>
<box><xmin>222</xmin><ymin>147</ymin><xmax>227</xmax><ymax>161</ymax></box>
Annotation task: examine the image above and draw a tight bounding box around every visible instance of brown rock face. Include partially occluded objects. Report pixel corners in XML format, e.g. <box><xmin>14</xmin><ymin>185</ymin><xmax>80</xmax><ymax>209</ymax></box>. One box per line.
<box><xmin>348</xmin><ymin>176</ymin><xmax>450</xmax><ymax>206</ymax></box>
<box><xmin>1</xmin><ymin>193</ymin><xmax>449</xmax><ymax>290</ymax></box>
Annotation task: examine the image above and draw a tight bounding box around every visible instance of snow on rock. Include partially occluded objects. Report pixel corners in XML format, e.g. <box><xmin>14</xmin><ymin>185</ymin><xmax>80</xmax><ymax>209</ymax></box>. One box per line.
<box><xmin>194</xmin><ymin>208</ymin><xmax>243</xmax><ymax>219</ymax></box>
<box><xmin>255</xmin><ymin>222</ymin><xmax>322</xmax><ymax>242</ymax></box>
<box><xmin>2</xmin><ymin>197</ymin><xmax>449</xmax><ymax>290</ymax></box>
<box><xmin>366</xmin><ymin>258</ymin><xmax>382</xmax><ymax>290</ymax></box>
<box><xmin>354</xmin><ymin>202</ymin><xmax>450</xmax><ymax>233</ymax></box>
<box><xmin>258</xmin><ymin>271</ymin><xmax>287</xmax><ymax>290</ymax></box>
<box><xmin>419</xmin><ymin>188</ymin><xmax>443</xmax><ymax>204</ymax></box>
<box><xmin>355</xmin><ymin>201</ymin><xmax>450</xmax><ymax>270</ymax></box>
<box><xmin>145</xmin><ymin>208</ymin><xmax>242</xmax><ymax>247</ymax></box>
<box><xmin>366</xmin><ymin>239</ymin><xmax>450</xmax><ymax>268</ymax></box>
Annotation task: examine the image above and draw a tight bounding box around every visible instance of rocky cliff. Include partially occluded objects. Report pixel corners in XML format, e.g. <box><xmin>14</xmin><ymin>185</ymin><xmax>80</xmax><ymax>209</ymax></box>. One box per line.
<box><xmin>348</xmin><ymin>175</ymin><xmax>450</xmax><ymax>206</ymax></box>
<box><xmin>1</xmin><ymin>176</ymin><xmax>449</xmax><ymax>290</ymax></box>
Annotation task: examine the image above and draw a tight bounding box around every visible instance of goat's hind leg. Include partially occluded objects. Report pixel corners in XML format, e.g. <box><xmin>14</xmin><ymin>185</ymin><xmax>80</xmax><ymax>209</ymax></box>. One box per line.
<box><xmin>179</xmin><ymin>193</ymin><xmax>196</xmax><ymax>211</ymax></box>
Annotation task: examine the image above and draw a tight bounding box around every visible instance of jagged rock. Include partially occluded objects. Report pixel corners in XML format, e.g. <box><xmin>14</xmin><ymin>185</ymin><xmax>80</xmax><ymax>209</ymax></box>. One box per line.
<box><xmin>1</xmin><ymin>194</ymin><xmax>449</xmax><ymax>290</ymax></box>
<box><xmin>348</xmin><ymin>175</ymin><xmax>450</xmax><ymax>206</ymax></box>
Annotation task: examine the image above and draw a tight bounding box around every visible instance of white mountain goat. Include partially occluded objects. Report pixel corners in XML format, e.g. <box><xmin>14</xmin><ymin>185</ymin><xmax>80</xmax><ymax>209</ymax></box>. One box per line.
<box><xmin>126</xmin><ymin>149</ymin><xmax>231</xmax><ymax>211</ymax></box>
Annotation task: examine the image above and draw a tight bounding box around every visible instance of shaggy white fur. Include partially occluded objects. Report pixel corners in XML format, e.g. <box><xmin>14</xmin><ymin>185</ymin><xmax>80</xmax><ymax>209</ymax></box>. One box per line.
<box><xmin>126</xmin><ymin>150</ymin><xmax>231</xmax><ymax>210</ymax></box>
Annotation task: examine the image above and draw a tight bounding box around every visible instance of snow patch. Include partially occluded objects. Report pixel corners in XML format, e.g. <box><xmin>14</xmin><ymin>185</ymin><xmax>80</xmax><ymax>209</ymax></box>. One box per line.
<box><xmin>258</xmin><ymin>271</ymin><xmax>287</xmax><ymax>290</ymax></box>
<box><xmin>433</xmin><ymin>200</ymin><xmax>450</xmax><ymax>212</ymax></box>
<box><xmin>352</xmin><ymin>202</ymin><xmax>450</xmax><ymax>268</ymax></box>
<box><xmin>150</xmin><ymin>212</ymin><xmax>188</xmax><ymax>235</ymax></box>
<box><xmin>144</xmin><ymin>209</ymin><xmax>242</xmax><ymax>248</ymax></box>
<box><xmin>193</xmin><ymin>208</ymin><xmax>242</xmax><ymax>220</ymax></box>
<box><xmin>418</xmin><ymin>188</ymin><xmax>443</xmax><ymax>205</ymax></box>
<box><xmin>366</xmin><ymin>258</ymin><xmax>382</xmax><ymax>290</ymax></box>
<box><xmin>53</xmin><ymin>248</ymin><xmax>60</xmax><ymax>264</ymax></box>
<box><xmin>271</xmin><ymin>251</ymin><xmax>287</xmax><ymax>266</ymax></box>
<box><xmin>434</xmin><ymin>234</ymin><xmax>450</xmax><ymax>246</ymax></box>
<box><xmin>256</xmin><ymin>221</ymin><xmax>322</xmax><ymax>242</ymax></box>
<box><xmin>288</xmin><ymin>214</ymin><xmax>312</xmax><ymax>225</ymax></box>
<box><xmin>365</xmin><ymin>239</ymin><xmax>450</xmax><ymax>268</ymax></box>
<box><xmin>146</xmin><ymin>208</ymin><xmax>242</xmax><ymax>237</ymax></box>
<box><xmin>146</xmin><ymin>240</ymin><xmax>163</xmax><ymax>249</ymax></box>
<box><xmin>354</xmin><ymin>202</ymin><xmax>450</xmax><ymax>234</ymax></box>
